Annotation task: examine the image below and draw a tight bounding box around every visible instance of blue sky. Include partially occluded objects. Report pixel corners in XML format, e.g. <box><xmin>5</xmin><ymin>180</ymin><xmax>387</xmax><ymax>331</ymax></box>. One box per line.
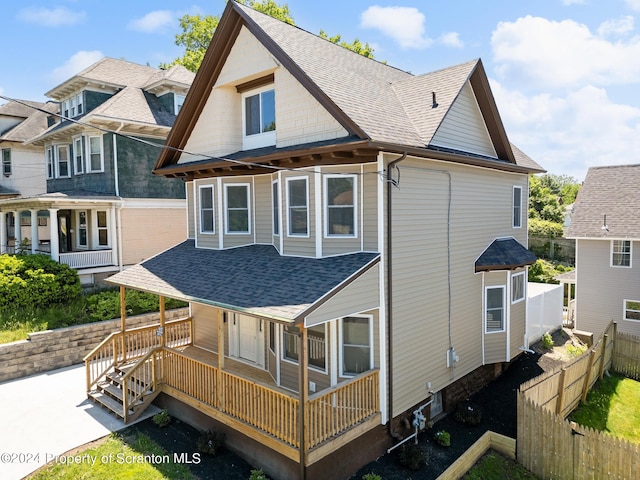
<box><xmin>1</xmin><ymin>0</ymin><xmax>639</xmax><ymax>181</ymax></box>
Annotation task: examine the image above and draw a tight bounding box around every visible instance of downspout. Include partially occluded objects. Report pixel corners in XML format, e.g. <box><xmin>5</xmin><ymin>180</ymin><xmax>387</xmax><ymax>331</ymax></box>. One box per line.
<box><xmin>386</xmin><ymin>152</ymin><xmax>406</xmax><ymax>438</ymax></box>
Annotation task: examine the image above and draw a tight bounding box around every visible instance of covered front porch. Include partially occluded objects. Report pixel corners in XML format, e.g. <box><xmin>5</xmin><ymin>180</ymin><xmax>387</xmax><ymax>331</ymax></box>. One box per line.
<box><xmin>0</xmin><ymin>194</ymin><xmax>122</xmax><ymax>276</ymax></box>
<box><xmin>85</xmin><ymin>288</ymin><xmax>381</xmax><ymax>467</ymax></box>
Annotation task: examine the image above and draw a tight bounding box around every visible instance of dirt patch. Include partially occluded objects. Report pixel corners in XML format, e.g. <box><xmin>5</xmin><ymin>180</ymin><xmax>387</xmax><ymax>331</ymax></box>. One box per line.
<box><xmin>533</xmin><ymin>327</ymin><xmax>588</xmax><ymax>372</ymax></box>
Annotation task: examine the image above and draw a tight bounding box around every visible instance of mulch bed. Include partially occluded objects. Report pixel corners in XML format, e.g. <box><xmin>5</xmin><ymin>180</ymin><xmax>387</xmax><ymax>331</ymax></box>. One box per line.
<box><xmin>122</xmin><ymin>351</ymin><xmax>546</xmax><ymax>479</ymax></box>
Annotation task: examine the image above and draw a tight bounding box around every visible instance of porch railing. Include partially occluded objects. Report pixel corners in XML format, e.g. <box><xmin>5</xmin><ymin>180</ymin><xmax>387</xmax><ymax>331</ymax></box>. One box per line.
<box><xmin>84</xmin><ymin>317</ymin><xmax>192</xmax><ymax>391</ymax></box>
<box><xmin>60</xmin><ymin>249</ymin><xmax>113</xmax><ymax>268</ymax></box>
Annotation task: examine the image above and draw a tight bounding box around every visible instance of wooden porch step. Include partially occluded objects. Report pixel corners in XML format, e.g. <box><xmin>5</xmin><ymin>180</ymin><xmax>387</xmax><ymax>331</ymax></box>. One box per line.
<box><xmin>88</xmin><ymin>391</ymin><xmax>129</xmax><ymax>418</ymax></box>
<box><xmin>99</xmin><ymin>383</ymin><xmax>149</xmax><ymax>404</ymax></box>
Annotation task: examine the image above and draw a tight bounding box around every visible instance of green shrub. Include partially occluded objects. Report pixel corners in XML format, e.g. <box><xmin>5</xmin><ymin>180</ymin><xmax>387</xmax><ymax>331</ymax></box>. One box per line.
<box><xmin>542</xmin><ymin>332</ymin><xmax>554</xmax><ymax>349</ymax></box>
<box><xmin>528</xmin><ymin>218</ymin><xmax>564</xmax><ymax>238</ymax></box>
<box><xmin>84</xmin><ymin>288</ymin><xmax>187</xmax><ymax>322</ymax></box>
<box><xmin>196</xmin><ymin>430</ymin><xmax>224</xmax><ymax>455</ymax></box>
<box><xmin>249</xmin><ymin>469</ymin><xmax>268</xmax><ymax>480</ymax></box>
<box><xmin>361</xmin><ymin>473</ymin><xmax>382</xmax><ymax>480</ymax></box>
<box><xmin>0</xmin><ymin>254</ymin><xmax>81</xmax><ymax>310</ymax></box>
<box><xmin>398</xmin><ymin>443</ymin><xmax>426</xmax><ymax>470</ymax></box>
<box><xmin>152</xmin><ymin>409</ymin><xmax>171</xmax><ymax>427</ymax></box>
<box><xmin>434</xmin><ymin>430</ymin><xmax>451</xmax><ymax>447</ymax></box>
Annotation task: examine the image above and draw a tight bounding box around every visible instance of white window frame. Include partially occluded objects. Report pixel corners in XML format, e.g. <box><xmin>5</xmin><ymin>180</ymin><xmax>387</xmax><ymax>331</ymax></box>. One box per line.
<box><xmin>242</xmin><ymin>85</ymin><xmax>276</xmax><ymax>150</ymax></box>
<box><xmin>286</xmin><ymin>176</ymin><xmax>309</xmax><ymax>237</ymax></box>
<box><xmin>272</xmin><ymin>179</ymin><xmax>280</xmax><ymax>236</ymax></box>
<box><xmin>174</xmin><ymin>94</ymin><xmax>185</xmax><ymax>114</ymax></box>
<box><xmin>224</xmin><ymin>183</ymin><xmax>251</xmax><ymax>234</ymax></box>
<box><xmin>76</xmin><ymin>93</ymin><xmax>84</xmax><ymax>116</ymax></box>
<box><xmin>611</xmin><ymin>240</ymin><xmax>632</xmax><ymax>268</ymax></box>
<box><xmin>282</xmin><ymin>325</ymin><xmax>300</xmax><ymax>365</ymax></box>
<box><xmin>308</xmin><ymin>324</ymin><xmax>328</xmax><ymax>374</ymax></box>
<box><xmin>73</xmin><ymin>136</ymin><xmax>84</xmax><ymax>175</ymax></box>
<box><xmin>87</xmin><ymin>135</ymin><xmax>104</xmax><ymax>173</ymax></box>
<box><xmin>62</xmin><ymin>99</ymin><xmax>70</xmax><ymax>118</ymax></box>
<box><xmin>339</xmin><ymin>315</ymin><xmax>373</xmax><ymax>377</ymax></box>
<box><xmin>46</xmin><ymin>146</ymin><xmax>54</xmax><ymax>179</ymax></box>
<box><xmin>511</xmin><ymin>271</ymin><xmax>526</xmax><ymax>304</ymax></box>
<box><xmin>512</xmin><ymin>186</ymin><xmax>522</xmax><ymax>229</ymax></box>
<box><xmin>55</xmin><ymin>144</ymin><xmax>71</xmax><ymax>178</ymax></box>
<box><xmin>623</xmin><ymin>299</ymin><xmax>640</xmax><ymax>322</ymax></box>
<box><xmin>95</xmin><ymin>210</ymin><xmax>109</xmax><ymax>248</ymax></box>
<box><xmin>324</xmin><ymin>174</ymin><xmax>357</xmax><ymax>238</ymax></box>
<box><xmin>485</xmin><ymin>286</ymin><xmax>506</xmax><ymax>333</ymax></box>
<box><xmin>199</xmin><ymin>185</ymin><xmax>215</xmax><ymax>234</ymax></box>
<box><xmin>77</xmin><ymin>210</ymin><xmax>88</xmax><ymax>249</ymax></box>
<box><xmin>2</xmin><ymin>148</ymin><xmax>11</xmax><ymax>177</ymax></box>
<box><xmin>70</xmin><ymin>96</ymin><xmax>76</xmax><ymax>117</ymax></box>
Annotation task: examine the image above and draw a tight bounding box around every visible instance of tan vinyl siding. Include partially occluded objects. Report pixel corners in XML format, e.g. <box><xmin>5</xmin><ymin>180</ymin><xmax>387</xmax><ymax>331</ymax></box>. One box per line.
<box><xmin>186</xmin><ymin>181</ymin><xmax>195</xmax><ymax>239</ymax></box>
<box><xmin>483</xmin><ymin>271</ymin><xmax>508</xmax><ymax>364</ymax></box>
<box><xmin>363</xmin><ymin>163</ymin><xmax>379</xmax><ymax>252</ymax></box>
<box><xmin>387</xmin><ymin>153</ymin><xmax>529</xmax><ymax>416</ymax></box>
<box><xmin>431</xmin><ymin>81</ymin><xmax>497</xmax><ymax>158</ymax></box>
<box><xmin>194</xmin><ymin>180</ymin><xmax>219</xmax><ymax>249</ymax></box>
<box><xmin>192</xmin><ymin>303</ymin><xmax>220</xmax><ymax>353</ymax></box>
<box><xmin>119</xmin><ymin>204</ymin><xmax>186</xmax><ymax>266</ymax></box>
<box><xmin>254</xmin><ymin>175</ymin><xmax>272</xmax><ymax>244</ymax></box>
<box><xmin>304</xmin><ymin>265</ymin><xmax>379</xmax><ymax>326</ymax></box>
<box><xmin>280</xmin><ymin>357</ymin><xmax>299</xmax><ymax>391</ymax></box>
<box><xmin>509</xmin><ymin>270</ymin><xmax>527</xmax><ymax>360</ymax></box>
<box><xmin>575</xmin><ymin>239</ymin><xmax>640</xmax><ymax>336</ymax></box>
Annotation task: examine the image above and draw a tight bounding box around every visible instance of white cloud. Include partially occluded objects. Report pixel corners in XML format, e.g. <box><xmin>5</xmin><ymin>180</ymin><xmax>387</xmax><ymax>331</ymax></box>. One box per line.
<box><xmin>438</xmin><ymin>32</ymin><xmax>463</xmax><ymax>48</ymax></box>
<box><xmin>491</xmin><ymin>16</ymin><xmax>640</xmax><ymax>89</ymax></box>
<box><xmin>128</xmin><ymin>10</ymin><xmax>177</xmax><ymax>33</ymax></box>
<box><xmin>50</xmin><ymin>51</ymin><xmax>104</xmax><ymax>85</ymax></box>
<box><xmin>492</xmin><ymin>80</ymin><xmax>640</xmax><ymax>179</ymax></box>
<box><xmin>360</xmin><ymin>6</ymin><xmax>432</xmax><ymax>49</ymax></box>
<box><xmin>597</xmin><ymin>16</ymin><xmax>634</xmax><ymax>37</ymax></box>
<box><xmin>626</xmin><ymin>0</ymin><xmax>640</xmax><ymax>11</ymax></box>
<box><xmin>17</xmin><ymin>6</ymin><xmax>86</xmax><ymax>27</ymax></box>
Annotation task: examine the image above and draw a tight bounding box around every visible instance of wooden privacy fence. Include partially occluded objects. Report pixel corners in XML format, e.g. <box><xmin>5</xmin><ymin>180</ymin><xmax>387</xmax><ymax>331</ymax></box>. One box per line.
<box><xmin>517</xmin><ymin>322</ymin><xmax>640</xmax><ymax>479</ymax></box>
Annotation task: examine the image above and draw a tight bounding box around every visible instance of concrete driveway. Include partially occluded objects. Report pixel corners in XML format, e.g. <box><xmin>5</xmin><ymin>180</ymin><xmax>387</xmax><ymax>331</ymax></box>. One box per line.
<box><xmin>0</xmin><ymin>364</ymin><xmax>159</xmax><ymax>480</ymax></box>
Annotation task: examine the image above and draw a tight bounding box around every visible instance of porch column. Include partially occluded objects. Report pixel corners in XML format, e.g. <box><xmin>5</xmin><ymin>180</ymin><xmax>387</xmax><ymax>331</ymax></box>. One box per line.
<box><xmin>0</xmin><ymin>212</ymin><xmax>6</xmax><ymax>254</ymax></box>
<box><xmin>120</xmin><ymin>286</ymin><xmax>127</xmax><ymax>362</ymax></box>
<box><xmin>298</xmin><ymin>325</ymin><xmax>308</xmax><ymax>479</ymax></box>
<box><xmin>217</xmin><ymin>310</ymin><xmax>225</xmax><ymax>370</ymax></box>
<box><xmin>109</xmin><ymin>207</ymin><xmax>118</xmax><ymax>267</ymax></box>
<box><xmin>13</xmin><ymin>210</ymin><xmax>21</xmax><ymax>248</ymax></box>
<box><xmin>159</xmin><ymin>296</ymin><xmax>166</xmax><ymax>348</ymax></box>
<box><xmin>48</xmin><ymin>209</ymin><xmax>59</xmax><ymax>261</ymax></box>
<box><xmin>30</xmin><ymin>210</ymin><xmax>38</xmax><ymax>254</ymax></box>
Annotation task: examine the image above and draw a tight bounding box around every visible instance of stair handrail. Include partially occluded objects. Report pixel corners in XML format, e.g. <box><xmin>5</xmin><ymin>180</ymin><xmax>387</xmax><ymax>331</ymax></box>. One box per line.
<box><xmin>121</xmin><ymin>347</ymin><xmax>161</xmax><ymax>423</ymax></box>
<box><xmin>84</xmin><ymin>331</ymin><xmax>122</xmax><ymax>391</ymax></box>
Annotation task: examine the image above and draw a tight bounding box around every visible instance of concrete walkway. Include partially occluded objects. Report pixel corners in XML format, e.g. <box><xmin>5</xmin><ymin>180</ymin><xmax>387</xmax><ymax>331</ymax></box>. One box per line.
<box><xmin>0</xmin><ymin>364</ymin><xmax>159</xmax><ymax>480</ymax></box>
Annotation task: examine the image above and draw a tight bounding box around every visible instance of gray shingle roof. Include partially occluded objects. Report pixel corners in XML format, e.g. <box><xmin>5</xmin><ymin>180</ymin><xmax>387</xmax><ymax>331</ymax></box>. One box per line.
<box><xmin>510</xmin><ymin>144</ymin><xmax>545</xmax><ymax>172</ymax></box>
<box><xmin>0</xmin><ymin>101</ymin><xmax>58</xmax><ymax>142</ymax></box>
<box><xmin>89</xmin><ymin>87</ymin><xmax>177</xmax><ymax>127</ymax></box>
<box><xmin>475</xmin><ymin>238</ymin><xmax>537</xmax><ymax>272</ymax></box>
<box><xmin>107</xmin><ymin>240</ymin><xmax>379</xmax><ymax>322</ymax></box>
<box><xmin>566</xmin><ymin>164</ymin><xmax>640</xmax><ymax>239</ymax></box>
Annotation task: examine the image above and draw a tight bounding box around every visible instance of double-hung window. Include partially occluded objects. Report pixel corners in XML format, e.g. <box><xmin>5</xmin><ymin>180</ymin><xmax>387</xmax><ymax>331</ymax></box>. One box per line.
<box><xmin>76</xmin><ymin>93</ymin><xmax>83</xmax><ymax>116</ymax></box>
<box><xmin>56</xmin><ymin>145</ymin><xmax>70</xmax><ymax>178</ymax></box>
<box><xmin>511</xmin><ymin>271</ymin><xmax>526</xmax><ymax>304</ymax></box>
<box><xmin>174</xmin><ymin>94</ymin><xmax>185</xmax><ymax>114</ymax></box>
<box><xmin>485</xmin><ymin>286</ymin><xmax>505</xmax><ymax>333</ymax></box>
<box><xmin>242</xmin><ymin>86</ymin><xmax>275</xmax><ymax>149</ymax></box>
<box><xmin>2</xmin><ymin>148</ymin><xmax>10</xmax><ymax>176</ymax></box>
<box><xmin>225</xmin><ymin>184</ymin><xmax>250</xmax><ymax>234</ymax></box>
<box><xmin>326</xmin><ymin>175</ymin><xmax>356</xmax><ymax>236</ymax></box>
<box><xmin>73</xmin><ymin>137</ymin><xmax>84</xmax><ymax>174</ymax></box>
<box><xmin>281</xmin><ymin>324</ymin><xmax>326</xmax><ymax>370</ymax></box>
<box><xmin>624</xmin><ymin>300</ymin><xmax>640</xmax><ymax>322</ymax></box>
<box><xmin>77</xmin><ymin>211</ymin><xmax>88</xmax><ymax>248</ymax></box>
<box><xmin>97</xmin><ymin>211</ymin><xmax>108</xmax><ymax>246</ymax></box>
<box><xmin>611</xmin><ymin>240</ymin><xmax>631</xmax><ymax>267</ymax></box>
<box><xmin>341</xmin><ymin>316</ymin><xmax>372</xmax><ymax>376</ymax></box>
<box><xmin>513</xmin><ymin>186</ymin><xmax>522</xmax><ymax>228</ymax></box>
<box><xmin>287</xmin><ymin>177</ymin><xmax>308</xmax><ymax>236</ymax></box>
<box><xmin>46</xmin><ymin>147</ymin><xmax>54</xmax><ymax>179</ymax></box>
<box><xmin>199</xmin><ymin>185</ymin><xmax>215</xmax><ymax>234</ymax></box>
<box><xmin>87</xmin><ymin>136</ymin><xmax>104</xmax><ymax>172</ymax></box>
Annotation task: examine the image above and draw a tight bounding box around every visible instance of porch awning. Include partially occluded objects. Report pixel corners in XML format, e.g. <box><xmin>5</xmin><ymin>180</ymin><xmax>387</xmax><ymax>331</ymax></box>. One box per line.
<box><xmin>107</xmin><ymin>240</ymin><xmax>380</xmax><ymax>323</ymax></box>
<box><xmin>475</xmin><ymin>237</ymin><xmax>537</xmax><ymax>272</ymax></box>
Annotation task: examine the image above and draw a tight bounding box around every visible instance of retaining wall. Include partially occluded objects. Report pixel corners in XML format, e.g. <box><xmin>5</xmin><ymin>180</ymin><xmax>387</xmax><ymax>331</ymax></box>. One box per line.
<box><xmin>0</xmin><ymin>308</ymin><xmax>189</xmax><ymax>383</ymax></box>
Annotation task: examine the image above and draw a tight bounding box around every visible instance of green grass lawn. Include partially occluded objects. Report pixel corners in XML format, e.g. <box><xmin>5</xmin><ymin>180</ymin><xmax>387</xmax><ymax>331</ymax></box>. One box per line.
<box><xmin>569</xmin><ymin>372</ymin><xmax>640</xmax><ymax>443</ymax></box>
<box><xmin>27</xmin><ymin>431</ymin><xmax>196</xmax><ymax>480</ymax></box>
<box><xmin>463</xmin><ymin>450</ymin><xmax>538</xmax><ymax>480</ymax></box>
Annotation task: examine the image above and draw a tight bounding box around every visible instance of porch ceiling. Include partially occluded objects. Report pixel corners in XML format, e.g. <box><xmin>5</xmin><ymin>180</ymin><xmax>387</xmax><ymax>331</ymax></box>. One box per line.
<box><xmin>0</xmin><ymin>191</ymin><xmax>122</xmax><ymax>210</ymax></box>
<box><xmin>106</xmin><ymin>240</ymin><xmax>380</xmax><ymax>323</ymax></box>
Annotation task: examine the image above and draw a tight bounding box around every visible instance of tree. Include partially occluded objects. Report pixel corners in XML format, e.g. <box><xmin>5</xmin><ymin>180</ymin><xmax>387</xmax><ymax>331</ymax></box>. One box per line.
<box><xmin>162</xmin><ymin>0</ymin><xmax>375</xmax><ymax>72</ymax></box>
<box><xmin>528</xmin><ymin>174</ymin><xmax>580</xmax><ymax>224</ymax></box>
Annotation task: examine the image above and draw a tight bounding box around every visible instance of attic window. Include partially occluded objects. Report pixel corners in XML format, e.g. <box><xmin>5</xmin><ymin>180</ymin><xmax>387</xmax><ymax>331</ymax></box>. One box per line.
<box><xmin>242</xmin><ymin>85</ymin><xmax>276</xmax><ymax>150</ymax></box>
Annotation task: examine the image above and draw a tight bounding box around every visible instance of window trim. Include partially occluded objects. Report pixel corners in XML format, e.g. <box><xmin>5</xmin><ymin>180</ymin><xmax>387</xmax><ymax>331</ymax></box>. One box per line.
<box><xmin>241</xmin><ymin>84</ymin><xmax>276</xmax><ymax>150</ymax></box>
<box><xmin>286</xmin><ymin>176</ymin><xmax>309</xmax><ymax>237</ymax></box>
<box><xmin>198</xmin><ymin>184</ymin><xmax>215</xmax><ymax>234</ymax></box>
<box><xmin>2</xmin><ymin>148</ymin><xmax>11</xmax><ymax>177</ymax></box>
<box><xmin>485</xmin><ymin>285</ymin><xmax>506</xmax><ymax>333</ymax></box>
<box><xmin>511</xmin><ymin>271</ymin><xmax>526</xmax><ymax>304</ymax></box>
<box><xmin>73</xmin><ymin>136</ymin><xmax>84</xmax><ymax>175</ymax></box>
<box><xmin>272</xmin><ymin>179</ymin><xmax>280</xmax><ymax>236</ymax></box>
<box><xmin>224</xmin><ymin>183</ymin><xmax>251</xmax><ymax>235</ymax></box>
<box><xmin>339</xmin><ymin>315</ymin><xmax>373</xmax><ymax>377</ymax></box>
<box><xmin>46</xmin><ymin>146</ymin><xmax>54</xmax><ymax>179</ymax></box>
<box><xmin>324</xmin><ymin>174</ymin><xmax>358</xmax><ymax>238</ymax></box>
<box><xmin>87</xmin><ymin>135</ymin><xmax>104</xmax><ymax>173</ymax></box>
<box><xmin>282</xmin><ymin>325</ymin><xmax>300</xmax><ymax>365</ymax></box>
<box><xmin>611</xmin><ymin>240</ymin><xmax>632</xmax><ymax>268</ymax></box>
<box><xmin>77</xmin><ymin>210</ymin><xmax>88</xmax><ymax>249</ymax></box>
<box><xmin>95</xmin><ymin>210</ymin><xmax>109</xmax><ymax>248</ymax></box>
<box><xmin>623</xmin><ymin>299</ymin><xmax>640</xmax><ymax>322</ymax></box>
<box><xmin>55</xmin><ymin>144</ymin><xmax>71</xmax><ymax>178</ymax></box>
<box><xmin>174</xmin><ymin>94</ymin><xmax>185</xmax><ymax>115</ymax></box>
<box><xmin>308</xmin><ymin>324</ymin><xmax>328</xmax><ymax>374</ymax></box>
<box><xmin>512</xmin><ymin>186</ymin><xmax>522</xmax><ymax>229</ymax></box>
